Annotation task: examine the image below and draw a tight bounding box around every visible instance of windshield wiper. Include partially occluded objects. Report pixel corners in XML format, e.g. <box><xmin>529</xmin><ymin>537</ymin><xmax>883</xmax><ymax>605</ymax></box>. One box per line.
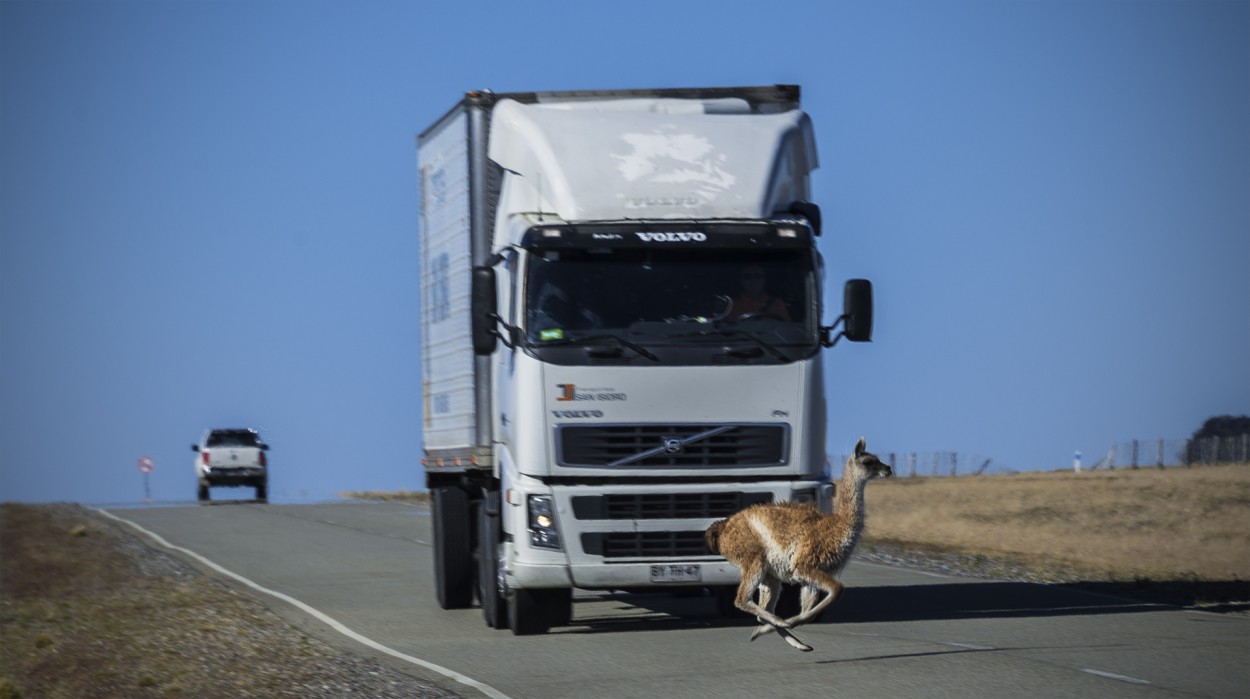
<box><xmin>676</xmin><ymin>327</ymin><xmax>791</xmax><ymax>362</ymax></box>
<box><xmin>539</xmin><ymin>333</ymin><xmax>660</xmax><ymax>362</ymax></box>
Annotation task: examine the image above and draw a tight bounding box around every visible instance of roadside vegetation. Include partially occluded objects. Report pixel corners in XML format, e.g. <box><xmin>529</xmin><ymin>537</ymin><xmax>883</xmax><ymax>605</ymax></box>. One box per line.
<box><xmin>863</xmin><ymin>463</ymin><xmax>1250</xmax><ymax>581</ymax></box>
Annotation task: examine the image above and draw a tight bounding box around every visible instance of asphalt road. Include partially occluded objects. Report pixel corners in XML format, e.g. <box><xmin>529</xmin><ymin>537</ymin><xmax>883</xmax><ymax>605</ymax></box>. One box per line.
<box><xmin>105</xmin><ymin>501</ymin><xmax>1249</xmax><ymax>699</ymax></box>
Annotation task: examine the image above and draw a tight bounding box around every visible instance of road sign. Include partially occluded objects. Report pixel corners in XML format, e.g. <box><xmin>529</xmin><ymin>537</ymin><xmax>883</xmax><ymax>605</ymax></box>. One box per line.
<box><xmin>138</xmin><ymin>456</ymin><xmax>154</xmax><ymax>474</ymax></box>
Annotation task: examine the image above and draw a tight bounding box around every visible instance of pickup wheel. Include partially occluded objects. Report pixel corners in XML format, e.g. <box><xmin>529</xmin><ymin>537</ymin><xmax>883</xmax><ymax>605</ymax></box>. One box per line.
<box><xmin>197</xmin><ymin>483</ymin><xmax>210</xmax><ymax>502</ymax></box>
<box><xmin>255</xmin><ymin>481</ymin><xmax>268</xmax><ymax>502</ymax></box>
<box><xmin>431</xmin><ymin>486</ymin><xmax>473</xmax><ymax>609</ymax></box>
<box><xmin>477</xmin><ymin>501</ymin><xmax>506</xmax><ymax>629</ymax></box>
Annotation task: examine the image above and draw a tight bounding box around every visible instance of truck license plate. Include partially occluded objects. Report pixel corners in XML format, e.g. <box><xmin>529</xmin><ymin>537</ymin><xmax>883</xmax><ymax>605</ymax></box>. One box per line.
<box><xmin>650</xmin><ymin>564</ymin><xmax>701</xmax><ymax>583</ymax></box>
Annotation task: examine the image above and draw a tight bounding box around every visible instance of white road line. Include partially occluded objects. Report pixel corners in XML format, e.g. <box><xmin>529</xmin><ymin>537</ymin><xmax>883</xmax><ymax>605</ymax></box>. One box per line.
<box><xmin>1082</xmin><ymin>669</ymin><xmax>1151</xmax><ymax>685</ymax></box>
<box><xmin>94</xmin><ymin>508</ymin><xmax>512</xmax><ymax>699</ymax></box>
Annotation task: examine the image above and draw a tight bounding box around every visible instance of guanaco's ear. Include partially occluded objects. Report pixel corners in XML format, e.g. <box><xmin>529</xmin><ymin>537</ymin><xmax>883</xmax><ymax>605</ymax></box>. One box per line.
<box><xmin>855</xmin><ymin>436</ymin><xmax>867</xmax><ymax>456</ymax></box>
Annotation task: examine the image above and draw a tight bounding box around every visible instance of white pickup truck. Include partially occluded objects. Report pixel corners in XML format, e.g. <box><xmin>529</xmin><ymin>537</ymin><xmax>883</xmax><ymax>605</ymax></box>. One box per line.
<box><xmin>192</xmin><ymin>428</ymin><xmax>269</xmax><ymax>502</ymax></box>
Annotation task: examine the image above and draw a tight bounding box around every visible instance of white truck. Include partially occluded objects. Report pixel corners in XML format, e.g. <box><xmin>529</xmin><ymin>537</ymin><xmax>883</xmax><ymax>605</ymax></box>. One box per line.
<box><xmin>417</xmin><ymin>85</ymin><xmax>873</xmax><ymax>634</ymax></box>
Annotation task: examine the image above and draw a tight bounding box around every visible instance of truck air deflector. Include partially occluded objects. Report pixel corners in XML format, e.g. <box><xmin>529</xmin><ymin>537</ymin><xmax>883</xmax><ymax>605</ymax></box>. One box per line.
<box><xmin>520</xmin><ymin>222</ymin><xmax>813</xmax><ymax>250</ymax></box>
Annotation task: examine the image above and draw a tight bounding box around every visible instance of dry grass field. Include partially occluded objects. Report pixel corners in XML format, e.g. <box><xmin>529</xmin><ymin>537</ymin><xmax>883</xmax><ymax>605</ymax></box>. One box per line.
<box><xmin>862</xmin><ymin>464</ymin><xmax>1250</xmax><ymax>583</ymax></box>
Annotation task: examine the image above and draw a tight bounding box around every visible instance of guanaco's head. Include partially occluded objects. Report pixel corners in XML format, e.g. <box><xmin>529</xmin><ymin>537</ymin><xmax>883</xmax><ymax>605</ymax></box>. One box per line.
<box><xmin>847</xmin><ymin>437</ymin><xmax>893</xmax><ymax>480</ymax></box>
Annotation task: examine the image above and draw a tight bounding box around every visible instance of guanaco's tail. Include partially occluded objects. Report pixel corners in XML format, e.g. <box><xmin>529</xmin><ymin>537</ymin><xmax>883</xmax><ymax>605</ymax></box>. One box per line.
<box><xmin>705</xmin><ymin>518</ymin><xmax>727</xmax><ymax>555</ymax></box>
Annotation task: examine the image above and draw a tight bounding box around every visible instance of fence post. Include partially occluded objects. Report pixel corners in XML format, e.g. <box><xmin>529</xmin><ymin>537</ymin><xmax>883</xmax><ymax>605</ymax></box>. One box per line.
<box><xmin>950</xmin><ymin>452</ymin><xmax>958</xmax><ymax>477</ymax></box>
<box><xmin>1156</xmin><ymin>439</ymin><xmax>1164</xmax><ymax>469</ymax></box>
<box><xmin>1185</xmin><ymin>439</ymin><xmax>1193</xmax><ymax>468</ymax></box>
<box><xmin>908</xmin><ymin>453</ymin><xmax>917</xmax><ymax>478</ymax></box>
<box><xmin>1131</xmin><ymin>439</ymin><xmax>1139</xmax><ymax>469</ymax></box>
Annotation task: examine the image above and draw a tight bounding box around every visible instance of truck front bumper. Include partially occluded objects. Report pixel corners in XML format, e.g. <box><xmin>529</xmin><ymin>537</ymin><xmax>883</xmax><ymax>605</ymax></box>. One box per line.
<box><xmin>506</xmin><ymin>559</ymin><xmax>742</xmax><ymax>590</ymax></box>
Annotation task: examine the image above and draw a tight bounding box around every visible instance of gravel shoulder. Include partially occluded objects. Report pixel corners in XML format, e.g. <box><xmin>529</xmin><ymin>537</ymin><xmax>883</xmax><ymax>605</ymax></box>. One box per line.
<box><xmin>0</xmin><ymin>503</ymin><xmax>461</xmax><ymax>699</ymax></box>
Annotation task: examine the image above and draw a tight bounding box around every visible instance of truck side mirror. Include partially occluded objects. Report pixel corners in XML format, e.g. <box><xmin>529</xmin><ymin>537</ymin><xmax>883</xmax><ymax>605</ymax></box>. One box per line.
<box><xmin>471</xmin><ymin>266</ymin><xmax>499</xmax><ymax>355</ymax></box>
<box><xmin>842</xmin><ymin>279</ymin><xmax>873</xmax><ymax>342</ymax></box>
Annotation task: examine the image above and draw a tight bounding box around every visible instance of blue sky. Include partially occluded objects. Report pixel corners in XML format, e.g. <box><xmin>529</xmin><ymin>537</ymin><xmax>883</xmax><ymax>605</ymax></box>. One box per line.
<box><xmin>2</xmin><ymin>0</ymin><xmax>1247</xmax><ymax>504</ymax></box>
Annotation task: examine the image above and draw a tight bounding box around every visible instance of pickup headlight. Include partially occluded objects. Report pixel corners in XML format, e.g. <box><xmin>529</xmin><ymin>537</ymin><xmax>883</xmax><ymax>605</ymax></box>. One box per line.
<box><xmin>528</xmin><ymin>495</ymin><xmax>563</xmax><ymax>550</ymax></box>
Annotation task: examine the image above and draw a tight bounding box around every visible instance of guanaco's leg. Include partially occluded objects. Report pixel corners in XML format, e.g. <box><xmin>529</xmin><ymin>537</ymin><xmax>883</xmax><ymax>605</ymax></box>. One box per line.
<box><xmin>751</xmin><ymin>572</ymin><xmax>844</xmax><ymax>642</ymax></box>
<box><xmin>733</xmin><ymin>564</ymin><xmax>791</xmax><ymax>629</ymax></box>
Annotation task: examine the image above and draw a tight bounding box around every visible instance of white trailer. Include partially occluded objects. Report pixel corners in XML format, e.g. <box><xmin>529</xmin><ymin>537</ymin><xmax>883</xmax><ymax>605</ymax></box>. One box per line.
<box><xmin>417</xmin><ymin>85</ymin><xmax>873</xmax><ymax>634</ymax></box>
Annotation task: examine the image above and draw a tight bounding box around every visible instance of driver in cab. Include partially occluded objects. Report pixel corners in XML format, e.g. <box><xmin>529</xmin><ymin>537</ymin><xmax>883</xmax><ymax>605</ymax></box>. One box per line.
<box><xmin>728</xmin><ymin>265</ymin><xmax>791</xmax><ymax>321</ymax></box>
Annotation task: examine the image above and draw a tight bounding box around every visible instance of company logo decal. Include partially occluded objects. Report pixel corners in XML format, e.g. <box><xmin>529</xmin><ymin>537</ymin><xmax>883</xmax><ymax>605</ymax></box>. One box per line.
<box><xmin>556</xmin><ymin>384</ymin><xmax>628</xmax><ymax>402</ymax></box>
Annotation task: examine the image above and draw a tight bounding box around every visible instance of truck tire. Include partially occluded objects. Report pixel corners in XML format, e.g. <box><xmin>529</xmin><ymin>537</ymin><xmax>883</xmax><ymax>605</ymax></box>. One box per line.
<box><xmin>507</xmin><ymin>587</ymin><xmax>571</xmax><ymax>635</ymax></box>
<box><xmin>507</xmin><ymin>587</ymin><xmax>552</xmax><ymax>635</ymax></box>
<box><xmin>543</xmin><ymin>587</ymin><xmax>573</xmax><ymax>628</ymax></box>
<box><xmin>477</xmin><ymin>502</ymin><xmax>507</xmax><ymax>629</ymax></box>
<box><xmin>432</xmin><ymin>486</ymin><xmax>473</xmax><ymax>609</ymax></box>
<box><xmin>255</xmin><ymin>481</ymin><xmax>268</xmax><ymax>502</ymax></box>
<box><xmin>197</xmin><ymin>483</ymin><xmax>209</xmax><ymax>502</ymax></box>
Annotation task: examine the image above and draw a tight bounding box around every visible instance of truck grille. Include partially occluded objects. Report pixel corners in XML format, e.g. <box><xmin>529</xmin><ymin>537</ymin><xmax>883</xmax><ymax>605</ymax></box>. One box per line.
<box><xmin>571</xmin><ymin>491</ymin><xmax>772</xmax><ymax>520</ymax></box>
<box><xmin>581</xmin><ymin>531</ymin><xmax>711</xmax><ymax>558</ymax></box>
<box><xmin>558</xmin><ymin>424</ymin><xmax>787</xmax><ymax>467</ymax></box>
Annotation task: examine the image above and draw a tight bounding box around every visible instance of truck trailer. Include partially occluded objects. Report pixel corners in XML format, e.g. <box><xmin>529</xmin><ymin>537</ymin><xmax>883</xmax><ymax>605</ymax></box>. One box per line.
<box><xmin>416</xmin><ymin>85</ymin><xmax>873</xmax><ymax>634</ymax></box>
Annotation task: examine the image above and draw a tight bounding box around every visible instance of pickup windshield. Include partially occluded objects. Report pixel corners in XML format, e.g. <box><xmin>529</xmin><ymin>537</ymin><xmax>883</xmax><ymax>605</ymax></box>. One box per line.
<box><xmin>524</xmin><ymin>248</ymin><xmax>817</xmax><ymax>358</ymax></box>
<box><xmin>206</xmin><ymin>430</ymin><xmax>262</xmax><ymax>448</ymax></box>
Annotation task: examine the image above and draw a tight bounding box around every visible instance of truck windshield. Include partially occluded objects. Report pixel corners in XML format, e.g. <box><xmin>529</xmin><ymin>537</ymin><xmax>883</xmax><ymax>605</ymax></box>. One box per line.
<box><xmin>524</xmin><ymin>248</ymin><xmax>818</xmax><ymax>356</ymax></box>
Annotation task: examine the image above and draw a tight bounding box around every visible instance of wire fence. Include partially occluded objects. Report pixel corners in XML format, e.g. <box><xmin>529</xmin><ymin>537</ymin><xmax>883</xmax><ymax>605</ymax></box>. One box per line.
<box><xmin>829</xmin><ymin>451</ymin><xmax>1020</xmax><ymax>477</ymax></box>
<box><xmin>830</xmin><ymin>435</ymin><xmax>1250</xmax><ymax>477</ymax></box>
<box><xmin>1090</xmin><ymin>435</ymin><xmax>1250</xmax><ymax>470</ymax></box>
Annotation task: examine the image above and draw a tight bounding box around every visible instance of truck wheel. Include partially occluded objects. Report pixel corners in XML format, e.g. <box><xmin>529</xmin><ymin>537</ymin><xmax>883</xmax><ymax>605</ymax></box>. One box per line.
<box><xmin>714</xmin><ymin>586</ymin><xmax>749</xmax><ymax>618</ymax></box>
<box><xmin>543</xmin><ymin>588</ymin><xmax>573</xmax><ymax>628</ymax></box>
<box><xmin>197</xmin><ymin>483</ymin><xmax>210</xmax><ymax>502</ymax></box>
<box><xmin>432</xmin><ymin>486</ymin><xmax>473</xmax><ymax>609</ymax></box>
<box><xmin>255</xmin><ymin>482</ymin><xmax>268</xmax><ymax>502</ymax></box>
<box><xmin>507</xmin><ymin>587</ymin><xmax>553</xmax><ymax>635</ymax></box>
<box><xmin>477</xmin><ymin>502</ymin><xmax>507</xmax><ymax>629</ymax></box>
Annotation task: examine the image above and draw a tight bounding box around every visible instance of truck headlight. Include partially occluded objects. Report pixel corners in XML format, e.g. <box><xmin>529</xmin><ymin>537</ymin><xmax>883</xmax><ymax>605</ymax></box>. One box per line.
<box><xmin>528</xmin><ymin>495</ymin><xmax>562</xmax><ymax>550</ymax></box>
